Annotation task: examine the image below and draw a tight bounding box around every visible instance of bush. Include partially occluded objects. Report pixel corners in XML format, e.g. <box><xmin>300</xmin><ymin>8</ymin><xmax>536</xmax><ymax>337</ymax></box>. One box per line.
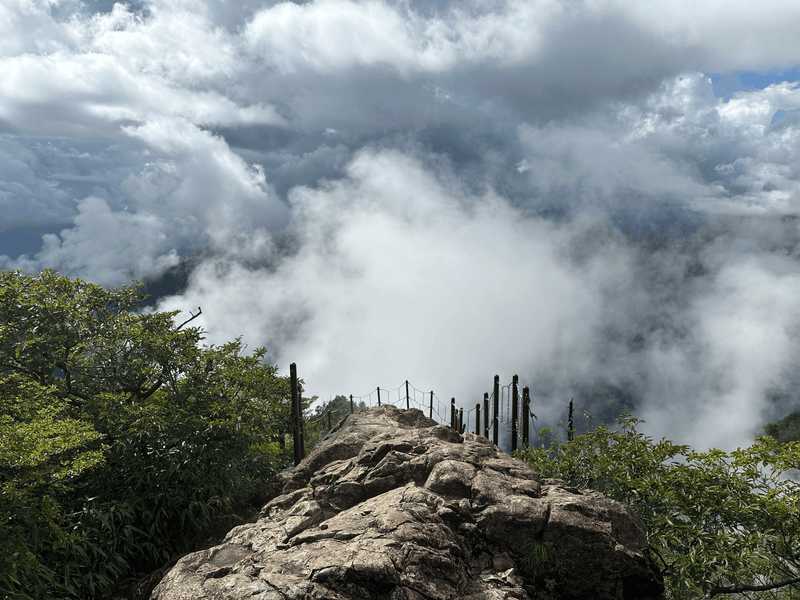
<box><xmin>514</xmin><ymin>413</ymin><xmax>800</xmax><ymax>599</ymax></box>
<box><xmin>0</xmin><ymin>270</ymin><xmax>297</xmax><ymax>598</ymax></box>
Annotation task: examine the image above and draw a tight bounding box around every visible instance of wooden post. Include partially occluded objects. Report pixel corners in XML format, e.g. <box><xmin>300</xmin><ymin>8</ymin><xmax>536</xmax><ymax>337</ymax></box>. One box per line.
<box><xmin>483</xmin><ymin>393</ymin><xmax>489</xmax><ymax>438</ymax></box>
<box><xmin>377</xmin><ymin>387</ymin><xmax>381</xmax><ymax>406</ymax></box>
<box><xmin>522</xmin><ymin>387</ymin><xmax>530</xmax><ymax>448</ymax></box>
<box><xmin>430</xmin><ymin>391</ymin><xmax>434</xmax><ymax>420</ymax></box>
<box><xmin>350</xmin><ymin>395</ymin><xmax>354</xmax><ymax>413</ymax></box>
<box><xmin>511</xmin><ymin>374</ymin><xmax>519</xmax><ymax>453</ymax></box>
<box><xmin>458</xmin><ymin>406</ymin><xmax>463</xmax><ymax>434</ymax></box>
<box><xmin>327</xmin><ymin>411</ymin><xmax>332</xmax><ymax>431</ymax></box>
<box><xmin>450</xmin><ymin>398</ymin><xmax>456</xmax><ymax>429</ymax></box>
<box><xmin>290</xmin><ymin>363</ymin><xmax>301</xmax><ymax>466</ymax></box>
<box><xmin>475</xmin><ymin>403</ymin><xmax>481</xmax><ymax>435</ymax></box>
<box><xmin>568</xmin><ymin>398</ymin><xmax>574</xmax><ymax>442</ymax></box>
<box><xmin>492</xmin><ymin>375</ymin><xmax>499</xmax><ymax>446</ymax></box>
<box><xmin>405</xmin><ymin>380</ymin><xmax>410</xmax><ymax>410</ymax></box>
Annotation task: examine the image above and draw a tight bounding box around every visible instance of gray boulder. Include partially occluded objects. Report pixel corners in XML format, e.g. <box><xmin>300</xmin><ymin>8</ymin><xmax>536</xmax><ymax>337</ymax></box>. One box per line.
<box><xmin>151</xmin><ymin>405</ymin><xmax>665</xmax><ymax>600</ymax></box>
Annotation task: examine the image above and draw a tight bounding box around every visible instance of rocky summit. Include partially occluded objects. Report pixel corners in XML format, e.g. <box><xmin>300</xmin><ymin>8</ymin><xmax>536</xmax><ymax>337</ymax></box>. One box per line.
<box><xmin>151</xmin><ymin>405</ymin><xmax>666</xmax><ymax>600</ymax></box>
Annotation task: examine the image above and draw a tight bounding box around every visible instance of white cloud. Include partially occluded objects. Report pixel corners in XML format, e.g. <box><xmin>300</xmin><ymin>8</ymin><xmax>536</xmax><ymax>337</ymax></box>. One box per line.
<box><xmin>4</xmin><ymin>0</ymin><xmax>800</xmax><ymax>456</ymax></box>
<box><xmin>616</xmin><ymin>0</ymin><xmax>800</xmax><ymax>72</ymax></box>
<box><xmin>519</xmin><ymin>73</ymin><xmax>800</xmax><ymax>218</ymax></box>
<box><xmin>689</xmin><ymin>255</ymin><xmax>800</xmax><ymax>449</ymax></box>
<box><xmin>2</xmin><ymin>196</ymin><xmax>179</xmax><ymax>286</ymax></box>
<box><xmin>121</xmin><ymin>117</ymin><xmax>290</xmax><ymax>244</ymax></box>
<box><xmin>154</xmin><ymin>149</ymin><xmax>599</xmax><ymax>421</ymax></box>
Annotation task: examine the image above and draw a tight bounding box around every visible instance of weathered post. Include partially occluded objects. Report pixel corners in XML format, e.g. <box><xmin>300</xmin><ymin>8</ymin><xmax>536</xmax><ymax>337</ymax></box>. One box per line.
<box><xmin>450</xmin><ymin>398</ymin><xmax>456</xmax><ymax>429</ymax></box>
<box><xmin>290</xmin><ymin>363</ymin><xmax>301</xmax><ymax>466</ymax></box>
<box><xmin>406</xmin><ymin>380</ymin><xmax>410</xmax><ymax>410</ymax></box>
<box><xmin>568</xmin><ymin>398</ymin><xmax>574</xmax><ymax>442</ymax></box>
<box><xmin>350</xmin><ymin>394</ymin><xmax>354</xmax><ymax>413</ymax></box>
<box><xmin>483</xmin><ymin>393</ymin><xmax>489</xmax><ymax>438</ymax></box>
<box><xmin>522</xmin><ymin>387</ymin><xmax>530</xmax><ymax>448</ymax></box>
<box><xmin>511</xmin><ymin>374</ymin><xmax>519</xmax><ymax>453</ymax></box>
<box><xmin>377</xmin><ymin>387</ymin><xmax>381</xmax><ymax>406</ymax></box>
<box><xmin>475</xmin><ymin>403</ymin><xmax>481</xmax><ymax>435</ymax></box>
<box><xmin>492</xmin><ymin>375</ymin><xmax>499</xmax><ymax>446</ymax></box>
<box><xmin>430</xmin><ymin>391</ymin><xmax>434</xmax><ymax>420</ymax></box>
<box><xmin>458</xmin><ymin>407</ymin><xmax>463</xmax><ymax>434</ymax></box>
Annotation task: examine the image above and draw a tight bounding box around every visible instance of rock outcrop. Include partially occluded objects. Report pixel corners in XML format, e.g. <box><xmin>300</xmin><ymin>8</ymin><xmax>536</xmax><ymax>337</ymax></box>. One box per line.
<box><xmin>151</xmin><ymin>405</ymin><xmax>666</xmax><ymax>600</ymax></box>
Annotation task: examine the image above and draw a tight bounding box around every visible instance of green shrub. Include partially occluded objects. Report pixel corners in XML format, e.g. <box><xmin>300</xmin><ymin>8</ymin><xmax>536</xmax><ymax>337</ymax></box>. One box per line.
<box><xmin>514</xmin><ymin>414</ymin><xmax>800</xmax><ymax>600</ymax></box>
<box><xmin>0</xmin><ymin>270</ymin><xmax>298</xmax><ymax>597</ymax></box>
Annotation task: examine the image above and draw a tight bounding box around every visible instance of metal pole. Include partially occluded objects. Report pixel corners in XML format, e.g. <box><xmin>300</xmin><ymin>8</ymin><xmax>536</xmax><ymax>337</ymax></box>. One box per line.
<box><xmin>475</xmin><ymin>403</ymin><xmax>481</xmax><ymax>435</ymax></box>
<box><xmin>430</xmin><ymin>391</ymin><xmax>433</xmax><ymax>420</ymax></box>
<box><xmin>450</xmin><ymin>398</ymin><xmax>456</xmax><ymax>429</ymax></box>
<box><xmin>406</xmin><ymin>380</ymin><xmax>410</xmax><ymax>410</ymax></box>
<box><xmin>377</xmin><ymin>387</ymin><xmax>381</xmax><ymax>406</ymax></box>
<box><xmin>458</xmin><ymin>407</ymin><xmax>463</xmax><ymax>434</ymax></box>
<box><xmin>350</xmin><ymin>394</ymin><xmax>354</xmax><ymax>413</ymax></box>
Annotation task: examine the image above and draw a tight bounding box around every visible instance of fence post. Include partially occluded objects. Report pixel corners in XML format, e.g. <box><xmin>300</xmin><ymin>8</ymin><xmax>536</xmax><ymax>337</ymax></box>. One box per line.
<box><xmin>568</xmin><ymin>398</ymin><xmax>574</xmax><ymax>442</ymax></box>
<box><xmin>327</xmin><ymin>411</ymin><xmax>332</xmax><ymax>431</ymax></box>
<box><xmin>350</xmin><ymin>395</ymin><xmax>354</xmax><ymax>413</ymax></box>
<box><xmin>430</xmin><ymin>391</ymin><xmax>433</xmax><ymax>420</ymax></box>
<box><xmin>492</xmin><ymin>375</ymin><xmax>499</xmax><ymax>446</ymax></box>
<box><xmin>450</xmin><ymin>398</ymin><xmax>456</xmax><ymax>429</ymax></box>
<box><xmin>290</xmin><ymin>363</ymin><xmax>301</xmax><ymax>466</ymax></box>
<box><xmin>377</xmin><ymin>387</ymin><xmax>381</xmax><ymax>406</ymax></box>
<box><xmin>522</xmin><ymin>387</ymin><xmax>530</xmax><ymax>448</ymax></box>
<box><xmin>406</xmin><ymin>380</ymin><xmax>410</xmax><ymax>410</ymax></box>
<box><xmin>511</xmin><ymin>374</ymin><xmax>519</xmax><ymax>453</ymax></box>
<box><xmin>475</xmin><ymin>403</ymin><xmax>481</xmax><ymax>435</ymax></box>
<box><xmin>458</xmin><ymin>407</ymin><xmax>463</xmax><ymax>434</ymax></box>
<box><xmin>483</xmin><ymin>393</ymin><xmax>489</xmax><ymax>438</ymax></box>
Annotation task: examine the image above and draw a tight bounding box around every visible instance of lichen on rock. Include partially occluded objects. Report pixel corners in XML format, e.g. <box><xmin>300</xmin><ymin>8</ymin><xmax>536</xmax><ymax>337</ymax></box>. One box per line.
<box><xmin>151</xmin><ymin>405</ymin><xmax>666</xmax><ymax>600</ymax></box>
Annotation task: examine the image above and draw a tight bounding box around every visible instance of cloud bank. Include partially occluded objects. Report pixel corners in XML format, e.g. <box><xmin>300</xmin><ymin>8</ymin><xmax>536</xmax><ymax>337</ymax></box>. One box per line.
<box><xmin>2</xmin><ymin>0</ymin><xmax>800</xmax><ymax>451</ymax></box>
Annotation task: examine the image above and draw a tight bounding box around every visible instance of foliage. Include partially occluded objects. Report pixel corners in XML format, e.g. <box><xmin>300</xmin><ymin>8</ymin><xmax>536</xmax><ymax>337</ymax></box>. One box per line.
<box><xmin>513</xmin><ymin>413</ymin><xmax>800</xmax><ymax>600</ymax></box>
<box><xmin>519</xmin><ymin>540</ymin><xmax>565</xmax><ymax>589</ymax></box>
<box><xmin>0</xmin><ymin>269</ymin><xmax>298</xmax><ymax>598</ymax></box>
<box><xmin>305</xmin><ymin>394</ymin><xmax>367</xmax><ymax>449</ymax></box>
<box><xmin>0</xmin><ymin>375</ymin><xmax>106</xmax><ymax>599</ymax></box>
<box><xmin>764</xmin><ymin>411</ymin><xmax>800</xmax><ymax>445</ymax></box>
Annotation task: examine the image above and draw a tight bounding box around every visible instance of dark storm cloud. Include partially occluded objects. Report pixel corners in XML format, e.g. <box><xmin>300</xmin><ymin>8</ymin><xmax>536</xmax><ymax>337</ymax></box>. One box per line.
<box><xmin>451</xmin><ymin>12</ymin><xmax>698</xmax><ymax>123</ymax></box>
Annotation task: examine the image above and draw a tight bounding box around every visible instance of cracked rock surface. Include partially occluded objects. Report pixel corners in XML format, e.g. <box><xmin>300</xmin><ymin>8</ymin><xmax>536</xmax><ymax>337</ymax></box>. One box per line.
<box><xmin>151</xmin><ymin>405</ymin><xmax>665</xmax><ymax>600</ymax></box>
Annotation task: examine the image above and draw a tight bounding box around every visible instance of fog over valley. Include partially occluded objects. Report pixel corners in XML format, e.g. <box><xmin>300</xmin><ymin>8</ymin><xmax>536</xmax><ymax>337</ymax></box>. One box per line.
<box><xmin>2</xmin><ymin>0</ymin><xmax>800</xmax><ymax>452</ymax></box>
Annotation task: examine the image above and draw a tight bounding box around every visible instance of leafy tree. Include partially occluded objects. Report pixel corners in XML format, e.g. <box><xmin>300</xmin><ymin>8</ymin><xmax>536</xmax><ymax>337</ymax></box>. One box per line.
<box><xmin>0</xmin><ymin>269</ymin><xmax>297</xmax><ymax>598</ymax></box>
<box><xmin>764</xmin><ymin>412</ymin><xmax>800</xmax><ymax>445</ymax></box>
<box><xmin>0</xmin><ymin>375</ymin><xmax>105</xmax><ymax>599</ymax></box>
<box><xmin>513</xmin><ymin>414</ymin><xmax>800</xmax><ymax>600</ymax></box>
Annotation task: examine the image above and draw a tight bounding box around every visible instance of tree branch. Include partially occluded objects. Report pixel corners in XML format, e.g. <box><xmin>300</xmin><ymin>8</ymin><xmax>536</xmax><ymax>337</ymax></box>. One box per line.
<box><xmin>140</xmin><ymin>379</ymin><xmax>164</xmax><ymax>400</ymax></box>
<box><xmin>707</xmin><ymin>575</ymin><xmax>800</xmax><ymax>598</ymax></box>
<box><xmin>177</xmin><ymin>307</ymin><xmax>202</xmax><ymax>331</ymax></box>
<box><xmin>649</xmin><ymin>545</ymin><xmax>672</xmax><ymax>575</ymax></box>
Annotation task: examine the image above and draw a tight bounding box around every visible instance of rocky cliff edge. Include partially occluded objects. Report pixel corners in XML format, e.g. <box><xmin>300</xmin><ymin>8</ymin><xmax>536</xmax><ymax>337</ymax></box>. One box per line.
<box><xmin>151</xmin><ymin>405</ymin><xmax>666</xmax><ymax>600</ymax></box>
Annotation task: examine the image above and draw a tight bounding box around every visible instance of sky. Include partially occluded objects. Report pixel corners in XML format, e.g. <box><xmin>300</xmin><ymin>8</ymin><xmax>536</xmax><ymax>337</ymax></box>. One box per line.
<box><xmin>2</xmin><ymin>0</ymin><xmax>800</xmax><ymax>453</ymax></box>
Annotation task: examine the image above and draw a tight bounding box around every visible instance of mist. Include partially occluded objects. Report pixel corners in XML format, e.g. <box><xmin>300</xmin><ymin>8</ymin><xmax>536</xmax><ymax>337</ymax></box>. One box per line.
<box><xmin>2</xmin><ymin>0</ymin><xmax>800</xmax><ymax>452</ymax></box>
